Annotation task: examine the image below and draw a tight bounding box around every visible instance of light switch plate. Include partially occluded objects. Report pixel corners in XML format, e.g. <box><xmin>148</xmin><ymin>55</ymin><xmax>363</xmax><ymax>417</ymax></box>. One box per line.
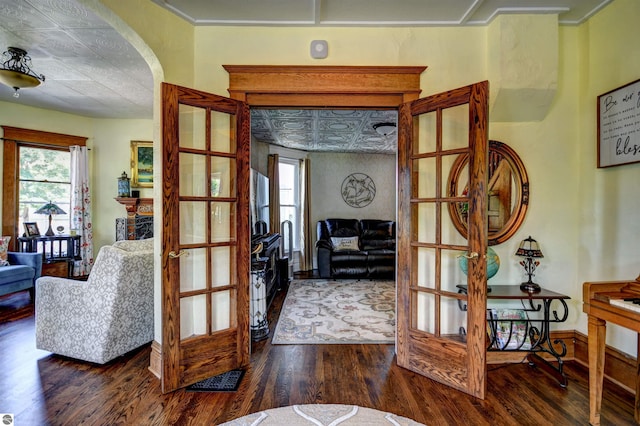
<box><xmin>310</xmin><ymin>40</ymin><xmax>328</xmax><ymax>59</ymax></box>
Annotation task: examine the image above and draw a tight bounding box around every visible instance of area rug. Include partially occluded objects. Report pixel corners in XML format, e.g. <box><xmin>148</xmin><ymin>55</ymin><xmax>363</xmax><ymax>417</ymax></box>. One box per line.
<box><xmin>272</xmin><ymin>279</ymin><xmax>395</xmax><ymax>344</ymax></box>
<box><xmin>186</xmin><ymin>369</ymin><xmax>245</xmax><ymax>392</ymax></box>
<box><xmin>220</xmin><ymin>404</ymin><xmax>424</xmax><ymax>425</ymax></box>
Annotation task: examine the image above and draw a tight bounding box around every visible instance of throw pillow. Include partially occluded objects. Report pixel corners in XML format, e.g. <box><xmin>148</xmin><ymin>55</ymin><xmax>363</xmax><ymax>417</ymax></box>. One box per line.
<box><xmin>331</xmin><ymin>236</ymin><xmax>359</xmax><ymax>252</ymax></box>
<box><xmin>0</xmin><ymin>236</ymin><xmax>11</xmax><ymax>266</ymax></box>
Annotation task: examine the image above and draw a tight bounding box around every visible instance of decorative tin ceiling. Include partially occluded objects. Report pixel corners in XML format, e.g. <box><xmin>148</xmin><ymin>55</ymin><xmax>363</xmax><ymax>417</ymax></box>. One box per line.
<box><xmin>251</xmin><ymin>109</ymin><xmax>398</xmax><ymax>154</ymax></box>
<box><xmin>0</xmin><ymin>0</ymin><xmax>153</xmax><ymax>119</ymax></box>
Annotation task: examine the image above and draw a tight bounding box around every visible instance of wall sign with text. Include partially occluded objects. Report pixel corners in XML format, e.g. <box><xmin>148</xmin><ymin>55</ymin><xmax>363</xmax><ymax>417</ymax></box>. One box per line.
<box><xmin>598</xmin><ymin>79</ymin><xmax>640</xmax><ymax>168</ymax></box>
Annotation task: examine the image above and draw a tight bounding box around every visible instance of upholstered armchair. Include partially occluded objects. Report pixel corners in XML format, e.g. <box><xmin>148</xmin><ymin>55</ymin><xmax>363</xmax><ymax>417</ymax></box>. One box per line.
<box><xmin>35</xmin><ymin>239</ymin><xmax>154</xmax><ymax>364</ymax></box>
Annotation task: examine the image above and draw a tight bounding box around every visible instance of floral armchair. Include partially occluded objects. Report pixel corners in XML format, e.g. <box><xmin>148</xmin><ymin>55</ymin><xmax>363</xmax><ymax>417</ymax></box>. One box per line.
<box><xmin>35</xmin><ymin>239</ymin><xmax>154</xmax><ymax>364</ymax></box>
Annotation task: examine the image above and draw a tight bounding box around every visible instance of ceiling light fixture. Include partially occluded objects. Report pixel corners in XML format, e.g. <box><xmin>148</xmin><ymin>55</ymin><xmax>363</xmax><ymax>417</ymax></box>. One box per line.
<box><xmin>0</xmin><ymin>47</ymin><xmax>45</xmax><ymax>98</ymax></box>
<box><xmin>373</xmin><ymin>122</ymin><xmax>396</xmax><ymax>136</ymax></box>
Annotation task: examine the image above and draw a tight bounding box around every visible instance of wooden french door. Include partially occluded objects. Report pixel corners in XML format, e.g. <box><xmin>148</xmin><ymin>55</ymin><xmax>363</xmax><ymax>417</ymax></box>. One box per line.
<box><xmin>396</xmin><ymin>81</ymin><xmax>489</xmax><ymax>398</ymax></box>
<box><xmin>160</xmin><ymin>82</ymin><xmax>251</xmax><ymax>393</ymax></box>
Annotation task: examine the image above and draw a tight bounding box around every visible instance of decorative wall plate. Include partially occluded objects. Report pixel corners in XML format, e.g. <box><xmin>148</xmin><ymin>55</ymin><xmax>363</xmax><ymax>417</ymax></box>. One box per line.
<box><xmin>341</xmin><ymin>173</ymin><xmax>376</xmax><ymax>208</ymax></box>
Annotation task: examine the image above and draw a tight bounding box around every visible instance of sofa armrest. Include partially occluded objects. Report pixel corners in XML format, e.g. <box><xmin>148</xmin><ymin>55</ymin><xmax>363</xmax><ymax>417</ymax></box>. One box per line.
<box><xmin>36</xmin><ymin>276</ymin><xmax>94</xmax><ymax>305</ymax></box>
<box><xmin>35</xmin><ymin>276</ymin><xmax>105</xmax><ymax>353</ymax></box>
<box><xmin>316</xmin><ymin>245</ymin><xmax>332</xmax><ymax>278</ymax></box>
<box><xmin>315</xmin><ymin>239</ymin><xmax>333</xmax><ymax>250</ymax></box>
<box><xmin>8</xmin><ymin>252</ymin><xmax>43</xmax><ymax>280</ymax></box>
<box><xmin>112</xmin><ymin>238</ymin><xmax>154</xmax><ymax>252</ymax></box>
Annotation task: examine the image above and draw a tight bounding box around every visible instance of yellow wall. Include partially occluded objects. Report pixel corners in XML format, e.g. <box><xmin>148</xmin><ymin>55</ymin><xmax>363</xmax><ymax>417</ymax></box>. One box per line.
<box><xmin>177</xmin><ymin>0</ymin><xmax>640</xmax><ymax>355</ymax></box>
<box><xmin>193</xmin><ymin>26</ymin><xmax>485</xmax><ymax>96</ymax></box>
<box><xmin>192</xmin><ymin>22</ymin><xmax>585</xmax><ymax>323</ymax></box>
<box><xmin>0</xmin><ymin>101</ymin><xmax>154</xmax><ymax>251</ymax></box>
<box><xmin>1</xmin><ymin>0</ymin><xmax>637</xmax><ymax>356</ymax></box>
<box><xmin>575</xmin><ymin>0</ymin><xmax>640</xmax><ymax>354</ymax></box>
<box><xmin>99</xmin><ymin>0</ymin><xmax>193</xmax><ymax>87</ymax></box>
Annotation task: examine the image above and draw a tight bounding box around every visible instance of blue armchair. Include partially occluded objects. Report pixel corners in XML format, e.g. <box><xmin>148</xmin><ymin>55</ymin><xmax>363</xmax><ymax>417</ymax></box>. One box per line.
<box><xmin>0</xmin><ymin>252</ymin><xmax>43</xmax><ymax>300</ymax></box>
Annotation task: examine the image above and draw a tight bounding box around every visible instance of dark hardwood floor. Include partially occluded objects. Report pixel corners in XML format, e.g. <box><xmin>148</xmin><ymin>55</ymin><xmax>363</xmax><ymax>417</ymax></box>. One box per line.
<box><xmin>0</xmin><ymin>282</ymin><xmax>636</xmax><ymax>426</ymax></box>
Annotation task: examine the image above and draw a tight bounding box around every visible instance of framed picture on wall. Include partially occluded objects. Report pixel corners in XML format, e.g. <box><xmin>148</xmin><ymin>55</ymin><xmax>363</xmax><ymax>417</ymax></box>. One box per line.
<box><xmin>130</xmin><ymin>141</ymin><xmax>153</xmax><ymax>187</ymax></box>
<box><xmin>597</xmin><ymin>79</ymin><xmax>640</xmax><ymax>168</ymax></box>
<box><xmin>24</xmin><ymin>222</ymin><xmax>40</xmax><ymax>237</ymax></box>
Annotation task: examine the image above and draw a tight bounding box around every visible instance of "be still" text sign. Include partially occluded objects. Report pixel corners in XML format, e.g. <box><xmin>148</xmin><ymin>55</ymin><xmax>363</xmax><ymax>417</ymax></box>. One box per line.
<box><xmin>598</xmin><ymin>79</ymin><xmax>640</xmax><ymax>168</ymax></box>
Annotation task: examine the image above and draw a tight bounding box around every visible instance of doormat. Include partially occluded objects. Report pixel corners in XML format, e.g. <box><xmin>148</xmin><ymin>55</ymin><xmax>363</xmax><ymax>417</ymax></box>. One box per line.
<box><xmin>186</xmin><ymin>369</ymin><xmax>245</xmax><ymax>392</ymax></box>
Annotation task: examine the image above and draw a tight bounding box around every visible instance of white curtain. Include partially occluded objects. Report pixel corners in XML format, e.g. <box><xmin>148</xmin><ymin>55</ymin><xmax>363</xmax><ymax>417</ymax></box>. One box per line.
<box><xmin>299</xmin><ymin>158</ymin><xmax>313</xmax><ymax>271</ymax></box>
<box><xmin>267</xmin><ymin>154</ymin><xmax>281</xmax><ymax>235</ymax></box>
<box><xmin>70</xmin><ymin>146</ymin><xmax>94</xmax><ymax>276</ymax></box>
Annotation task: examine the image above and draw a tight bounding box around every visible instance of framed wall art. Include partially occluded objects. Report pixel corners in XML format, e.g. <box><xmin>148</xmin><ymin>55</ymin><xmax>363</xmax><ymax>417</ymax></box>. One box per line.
<box><xmin>24</xmin><ymin>222</ymin><xmax>40</xmax><ymax>237</ymax></box>
<box><xmin>597</xmin><ymin>79</ymin><xmax>640</xmax><ymax>168</ymax></box>
<box><xmin>130</xmin><ymin>141</ymin><xmax>153</xmax><ymax>187</ymax></box>
<box><xmin>341</xmin><ymin>173</ymin><xmax>376</xmax><ymax>208</ymax></box>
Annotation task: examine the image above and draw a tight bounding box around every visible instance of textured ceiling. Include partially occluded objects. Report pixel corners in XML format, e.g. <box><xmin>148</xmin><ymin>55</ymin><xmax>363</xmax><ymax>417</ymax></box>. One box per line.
<box><xmin>0</xmin><ymin>0</ymin><xmax>612</xmax><ymax>152</ymax></box>
<box><xmin>252</xmin><ymin>109</ymin><xmax>398</xmax><ymax>154</ymax></box>
<box><xmin>0</xmin><ymin>0</ymin><xmax>153</xmax><ymax>119</ymax></box>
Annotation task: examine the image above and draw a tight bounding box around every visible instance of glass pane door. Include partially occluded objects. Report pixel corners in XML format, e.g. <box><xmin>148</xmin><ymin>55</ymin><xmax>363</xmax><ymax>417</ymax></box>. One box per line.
<box><xmin>161</xmin><ymin>83</ymin><xmax>251</xmax><ymax>393</ymax></box>
<box><xmin>397</xmin><ymin>81</ymin><xmax>489</xmax><ymax>398</ymax></box>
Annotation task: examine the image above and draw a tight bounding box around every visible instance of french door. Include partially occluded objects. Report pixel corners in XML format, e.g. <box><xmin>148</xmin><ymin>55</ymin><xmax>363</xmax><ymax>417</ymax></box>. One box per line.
<box><xmin>396</xmin><ymin>81</ymin><xmax>489</xmax><ymax>398</ymax></box>
<box><xmin>160</xmin><ymin>82</ymin><xmax>251</xmax><ymax>393</ymax></box>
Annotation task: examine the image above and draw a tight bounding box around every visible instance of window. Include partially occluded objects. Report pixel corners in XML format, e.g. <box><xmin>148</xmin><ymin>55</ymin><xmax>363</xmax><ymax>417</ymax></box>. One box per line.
<box><xmin>279</xmin><ymin>158</ymin><xmax>300</xmax><ymax>251</ymax></box>
<box><xmin>18</xmin><ymin>146</ymin><xmax>71</xmax><ymax>236</ymax></box>
<box><xmin>1</xmin><ymin>126</ymin><xmax>86</xmax><ymax>247</ymax></box>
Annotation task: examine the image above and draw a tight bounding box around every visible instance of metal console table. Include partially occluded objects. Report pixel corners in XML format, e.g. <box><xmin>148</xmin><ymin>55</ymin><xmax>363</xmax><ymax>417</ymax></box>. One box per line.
<box><xmin>457</xmin><ymin>284</ymin><xmax>570</xmax><ymax>387</ymax></box>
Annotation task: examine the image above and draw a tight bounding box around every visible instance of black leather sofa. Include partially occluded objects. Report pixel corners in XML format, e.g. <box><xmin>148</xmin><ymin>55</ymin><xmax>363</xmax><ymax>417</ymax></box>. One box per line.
<box><xmin>316</xmin><ymin>219</ymin><xmax>396</xmax><ymax>279</ymax></box>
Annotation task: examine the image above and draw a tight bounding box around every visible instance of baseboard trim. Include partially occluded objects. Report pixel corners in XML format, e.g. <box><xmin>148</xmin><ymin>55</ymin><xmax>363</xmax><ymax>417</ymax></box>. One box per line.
<box><xmin>487</xmin><ymin>330</ymin><xmax>636</xmax><ymax>395</ymax></box>
<box><xmin>573</xmin><ymin>330</ymin><xmax>637</xmax><ymax>394</ymax></box>
<box><xmin>149</xmin><ymin>340</ymin><xmax>161</xmax><ymax>379</ymax></box>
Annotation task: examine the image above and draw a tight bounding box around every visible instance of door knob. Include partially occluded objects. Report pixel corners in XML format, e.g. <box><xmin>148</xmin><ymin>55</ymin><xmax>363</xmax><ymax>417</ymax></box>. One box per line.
<box><xmin>459</xmin><ymin>252</ymin><xmax>479</xmax><ymax>259</ymax></box>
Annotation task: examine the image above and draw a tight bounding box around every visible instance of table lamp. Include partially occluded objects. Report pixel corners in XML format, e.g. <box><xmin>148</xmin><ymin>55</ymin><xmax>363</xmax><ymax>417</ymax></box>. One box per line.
<box><xmin>35</xmin><ymin>201</ymin><xmax>66</xmax><ymax>236</ymax></box>
<box><xmin>515</xmin><ymin>235</ymin><xmax>544</xmax><ymax>293</ymax></box>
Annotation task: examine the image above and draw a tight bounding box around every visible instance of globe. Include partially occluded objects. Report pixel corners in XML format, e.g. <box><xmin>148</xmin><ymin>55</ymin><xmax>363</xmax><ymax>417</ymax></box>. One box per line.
<box><xmin>459</xmin><ymin>247</ymin><xmax>500</xmax><ymax>280</ymax></box>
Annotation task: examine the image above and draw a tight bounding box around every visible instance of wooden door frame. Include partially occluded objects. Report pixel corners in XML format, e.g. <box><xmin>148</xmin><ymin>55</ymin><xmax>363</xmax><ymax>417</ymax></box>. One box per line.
<box><xmin>223</xmin><ymin>64</ymin><xmax>425</xmax><ymax>358</ymax></box>
<box><xmin>223</xmin><ymin>65</ymin><xmax>426</xmax><ymax>106</ymax></box>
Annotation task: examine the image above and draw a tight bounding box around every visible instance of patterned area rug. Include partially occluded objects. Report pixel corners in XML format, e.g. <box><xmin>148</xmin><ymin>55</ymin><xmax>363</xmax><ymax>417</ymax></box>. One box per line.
<box><xmin>220</xmin><ymin>404</ymin><xmax>424</xmax><ymax>425</ymax></box>
<box><xmin>272</xmin><ymin>279</ymin><xmax>395</xmax><ymax>344</ymax></box>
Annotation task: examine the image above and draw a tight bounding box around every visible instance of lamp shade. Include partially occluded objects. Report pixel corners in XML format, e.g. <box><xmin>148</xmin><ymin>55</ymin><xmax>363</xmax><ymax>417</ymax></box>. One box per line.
<box><xmin>0</xmin><ymin>47</ymin><xmax>45</xmax><ymax>97</ymax></box>
<box><xmin>515</xmin><ymin>235</ymin><xmax>543</xmax><ymax>258</ymax></box>
<box><xmin>35</xmin><ymin>201</ymin><xmax>66</xmax><ymax>216</ymax></box>
<box><xmin>0</xmin><ymin>69</ymin><xmax>42</xmax><ymax>89</ymax></box>
<box><xmin>35</xmin><ymin>201</ymin><xmax>66</xmax><ymax>236</ymax></box>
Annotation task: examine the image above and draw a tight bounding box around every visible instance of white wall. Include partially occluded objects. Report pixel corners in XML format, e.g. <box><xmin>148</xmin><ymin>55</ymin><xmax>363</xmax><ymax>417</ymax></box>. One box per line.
<box><xmin>309</xmin><ymin>152</ymin><xmax>396</xmax><ymax>268</ymax></box>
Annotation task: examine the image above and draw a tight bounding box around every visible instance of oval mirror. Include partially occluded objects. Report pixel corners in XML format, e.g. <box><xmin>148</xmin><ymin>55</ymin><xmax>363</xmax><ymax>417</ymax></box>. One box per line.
<box><xmin>446</xmin><ymin>140</ymin><xmax>529</xmax><ymax>246</ymax></box>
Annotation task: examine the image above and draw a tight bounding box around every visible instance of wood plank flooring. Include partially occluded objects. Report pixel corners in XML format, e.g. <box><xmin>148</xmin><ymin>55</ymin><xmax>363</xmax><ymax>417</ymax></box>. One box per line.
<box><xmin>0</xmin><ymin>286</ymin><xmax>636</xmax><ymax>425</ymax></box>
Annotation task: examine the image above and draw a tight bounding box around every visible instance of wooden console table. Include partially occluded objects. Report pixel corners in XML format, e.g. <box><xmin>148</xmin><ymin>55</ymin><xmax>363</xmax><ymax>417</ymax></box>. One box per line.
<box><xmin>18</xmin><ymin>234</ymin><xmax>81</xmax><ymax>278</ymax></box>
<box><xmin>457</xmin><ymin>285</ymin><xmax>570</xmax><ymax>387</ymax></box>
